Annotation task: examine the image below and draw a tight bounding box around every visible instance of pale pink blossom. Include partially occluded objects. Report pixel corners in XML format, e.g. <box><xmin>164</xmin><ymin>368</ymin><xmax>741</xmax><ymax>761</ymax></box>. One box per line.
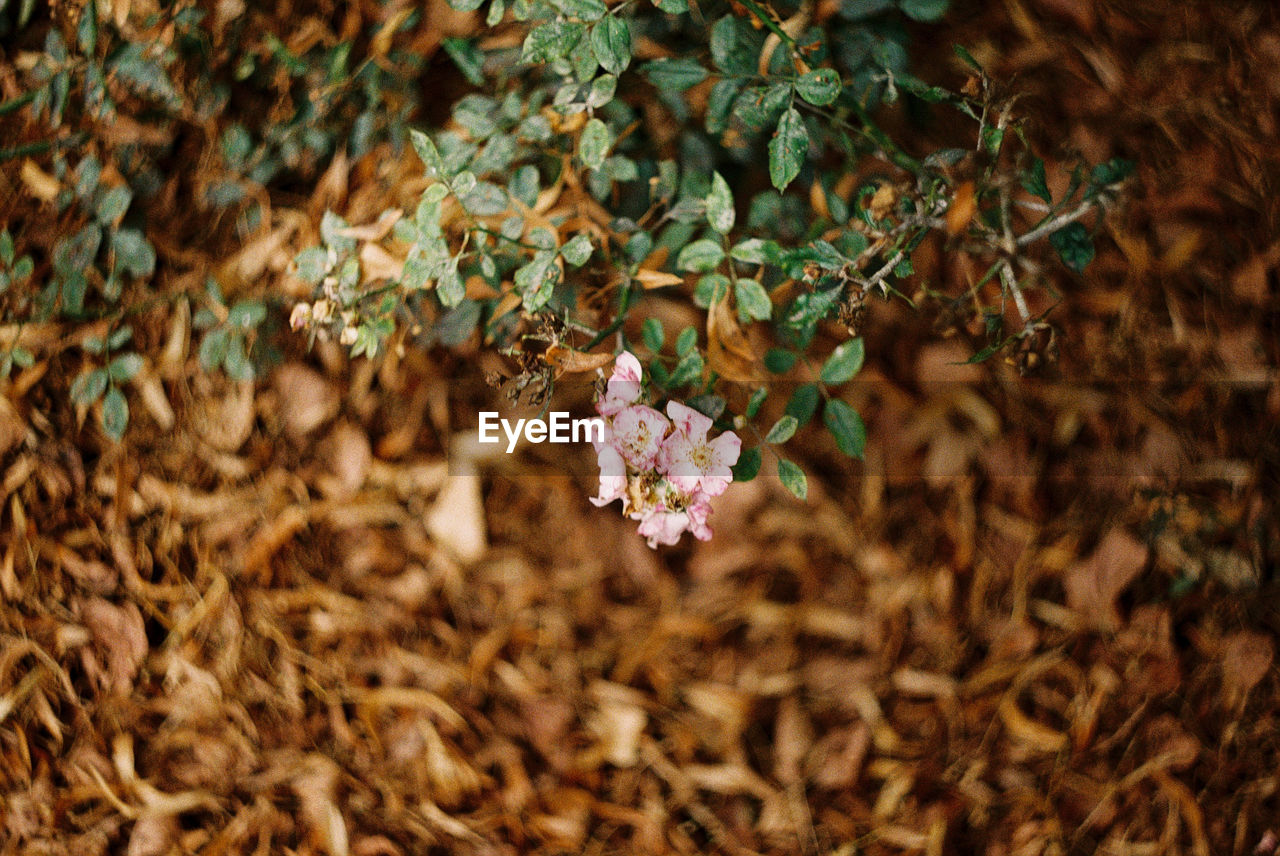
<box><xmin>590</xmin><ymin>444</ymin><xmax>627</xmax><ymax>508</ymax></box>
<box><xmin>609</xmin><ymin>404</ymin><xmax>669</xmax><ymax>469</ymax></box>
<box><xmin>659</xmin><ymin>401</ymin><xmax>741</xmax><ymax>497</ymax></box>
<box><xmin>598</xmin><ymin>351</ymin><xmax>644</xmax><ymax>416</ymax></box>
<box><xmin>635</xmin><ymin>506</ymin><xmax>691</xmax><ymax>548</ymax></box>
<box><xmin>684</xmin><ymin>494</ymin><xmax>713</xmax><ymax>541</ymax></box>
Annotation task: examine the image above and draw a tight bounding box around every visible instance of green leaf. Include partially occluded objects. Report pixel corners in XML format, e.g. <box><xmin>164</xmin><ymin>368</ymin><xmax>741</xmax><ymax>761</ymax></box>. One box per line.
<box><xmin>107</xmin><ymin>325</ymin><xmax>133</xmax><ymax>350</ymax></box>
<box><xmin>768</xmin><ymin>107</ymin><xmax>809</xmax><ymax>192</ymax></box>
<box><xmin>101</xmin><ymin>387</ymin><xmax>128</xmax><ymax>441</ymax></box>
<box><xmin>522</xmin><ymin>21</ymin><xmax>586</xmax><ymax>64</ymax></box>
<box><xmin>560</xmin><ymin>233</ymin><xmax>593</xmax><ymax>266</ymax></box>
<box><xmin>442</xmin><ymin>37</ymin><xmax>486</xmax><ymax>86</ymax></box>
<box><xmin>107</xmin><ymin>353</ymin><xmax>144</xmax><ymax>383</ymax></box>
<box><xmin>765</xmin><ymin>414</ymin><xmax>798</xmax><ymax>444</ymax></box>
<box><xmin>687</xmin><ymin>394</ymin><xmax>725</xmax><ymax>420</ymax></box>
<box><xmin>653</xmin><ymin>0</ymin><xmax>688</xmax><ymax>13</ymax></box>
<box><xmin>0</xmin><ymin>231</ymin><xmax>12</xmax><ymax>266</ymax></box>
<box><xmin>227</xmin><ymin>301</ymin><xmax>267</xmax><ymax>329</ymax></box>
<box><xmin>734</xmin><ymin>278</ymin><xmax>772</xmax><ymax>322</ymax></box>
<box><xmin>900</xmin><ymin>0</ymin><xmax>948</xmax><ymax>22</ymax></box>
<box><xmin>694</xmin><ymin>273</ymin><xmax>729</xmax><ymax>308</ymax></box>
<box><xmin>1049</xmin><ymin>222</ymin><xmax>1095</xmax><ymax>273</ymax></box>
<box><xmin>732</xmin><ymin>446</ymin><xmax>762</xmax><ymax>482</ymax></box>
<box><xmin>745</xmin><ymin>387</ymin><xmax>767</xmax><ymax>419</ymax></box>
<box><xmin>446</xmin><ymin>0</ymin><xmax>484</xmax><ymax>11</ymax></box>
<box><xmin>553</xmin><ymin>0</ymin><xmax>607</xmax><ymax>21</ymax></box>
<box><xmin>777</xmin><ymin>458</ymin><xmax>807</xmax><ymax>500</ymax></box>
<box><xmin>199</xmin><ymin>328</ymin><xmax>230</xmax><ymax>370</ymax></box>
<box><xmin>112</xmin><ymin>228</ymin><xmax>155</xmax><ymax>277</ymax></box>
<box><xmin>70</xmin><ymin>368</ymin><xmax>108</xmax><ymax>406</ymax></box>
<box><xmin>796</xmin><ymin>69</ymin><xmax>842</xmax><ymax>106</ymax></box>
<box><xmin>410</xmin><ymin>129</ymin><xmax>445</xmax><ymax>177</ymax></box>
<box><xmin>764</xmin><ymin>348</ymin><xmax>796</xmax><ymax>374</ymax></box>
<box><xmin>224</xmin><ymin>336</ymin><xmax>254</xmax><ymax>380</ymax></box>
<box><xmin>820</xmin><ymin>338</ymin><xmax>865</xmax><ymax>384</ymax></box>
<box><xmin>677</xmin><ymin>239</ymin><xmax>725</xmax><ymax>273</ymax></box>
<box><xmin>579</xmin><ymin>118</ymin><xmax>611</xmax><ymax>170</ymax></box>
<box><xmin>95</xmin><ymin>186</ymin><xmax>132</xmax><ymax>223</ymax></box>
<box><xmin>1021</xmin><ymin>157</ymin><xmax>1051</xmax><ymax>203</ymax></box>
<box><xmin>953</xmin><ymin>44</ymin><xmax>983</xmax><ymax>72</ymax></box>
<box><xmin>514</xmin><ymin>251</ymin><xmax>559</xmax><ymax>311</ymax></box>
<box><xmin>705</xmin><ymin>171</ymin><xmax>735</xmax><ymax>234</ymax></box>
<box><xmin>641</xmin><ymin>57</ymin><xmax>708</xmax><ymax>91</ymax></box>
<box><xmin>785</xmin><ymin>383</ymin><xmax>820</xmax><ymax>426</ymax></box>
<box><xmin>438</xmin><ymin>259</ymin><xmax>466</xmax><ymax>308</ymax></box>
<box><xmin>1089</xmin><ymin>157</ymin><xmax>1134</xmax><ymax>191</ymax></box>
<box><xmin>591</xmin><ymin>17</ymin><xmax>632</xmax><ymax>74</ymax></box>
<box><xmin>10</xmin><ymin>256</ymin><xmax>32</xmax><ymax>283</ymax></box>
<box><xmin>730</xmin><ymin>238</ymin><xmax>780</xmax><ymax>265</ymax></box>
<box><xmin>709</xmin><ymin>15</ymin><xmax>762</xmax><ymax>76</ymax></box>
<box><xmin>667</xmin><ymin>350</ymin><xmax>704</xmax><ymax>387</ymax></box>
<box><xmin>823</xmin><ymin>399</ymin><xmax>866</xmax><ymax>458</ymax></box>
<box><xmin>294</xmin><ymin>247</ymin><xmax>329</xmax><ymax>284</ymax></box>
<box><xmin>642</xmin><ymin>317</ymin><xmax>664</xmax><ymax>352</ymax></box>
<box><xmin>675</xmin><ymin>325</ymin><xmax>697</xmax><ymax>357</ymax></box>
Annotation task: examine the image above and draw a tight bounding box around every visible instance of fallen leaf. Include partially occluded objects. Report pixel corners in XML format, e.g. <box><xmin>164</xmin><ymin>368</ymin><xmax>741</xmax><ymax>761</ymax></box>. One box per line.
<box><xmin>1063</xmin><ymin>529</ymin><xmax>1148</xmax><ymax>630</ymax></box>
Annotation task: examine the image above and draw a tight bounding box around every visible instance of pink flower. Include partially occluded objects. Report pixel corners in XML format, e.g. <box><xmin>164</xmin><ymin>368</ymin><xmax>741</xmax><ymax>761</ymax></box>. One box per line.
<box><xmin>598</xmin><ymin>351</ymin><xmax>644</xmax><ymax>417</ymax></box>
<box><xmin>684</xmin><ymin>494</ymin><xmax>713</xmax><ymax>541</ymax></box>
<box><xmin>590</xmin><ymin>444</ymin><xmax>627</xmax><ymax>508</ymax></box>
<box><xmin>658</xmin><ymin>401</ymin><xmax>741</xmax><ymax>497</ymax></box>
<box><xmin>609</xmin><ymin>404</ymin><xmax>670</xmax><ymax>469</ymax></box>
<box><xmin>635</xmin><ymin>506</ymin><xmax>691</xmax><ymax>548</ymax></box>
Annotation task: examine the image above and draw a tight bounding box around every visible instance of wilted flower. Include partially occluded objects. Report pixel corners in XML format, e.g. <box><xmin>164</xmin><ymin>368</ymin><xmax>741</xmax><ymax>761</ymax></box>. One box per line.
<box><xmin>598</xmin><ymin>351</ymin><xmax>644</xmax><ymax>416</ymax></box>
<box><xmin>289</xmin><ymin>302</ymin><xmax>312</xmax><ymax>331</ymax></box>
<box><xmin>339</xmin><ymin>325</ymin><xmax>359</xmax><ymax>346</ymax></box>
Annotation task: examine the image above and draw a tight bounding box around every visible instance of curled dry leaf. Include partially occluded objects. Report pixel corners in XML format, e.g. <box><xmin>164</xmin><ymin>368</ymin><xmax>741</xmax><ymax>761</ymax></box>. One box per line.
<box><xmin>706</xmin><ymin>291</ymin><xmax>762</xmax><ymax>383</ymax></box>
<box><xmin>544</xmin><ymin>344</ymin><xmax>615</xmax><ymax>374</ymax></box>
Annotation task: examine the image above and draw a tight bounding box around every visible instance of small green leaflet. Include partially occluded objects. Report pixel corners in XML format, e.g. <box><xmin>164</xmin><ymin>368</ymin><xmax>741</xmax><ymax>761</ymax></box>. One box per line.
<box><xmin>900</xmin><ymin>0</ymin><xmax>949</xmax><ymax>22</ymax></box>
<box><xmin>768</xmin><ymin>107</ymin><xmax>809</xmax><ymax>192</ymax></box>
<box><xmin>641</xmin><ymin>57</ymin><xmax>707</xmax><ymax>91</ymax></box>
<box><xmin>560</xmin><ymin>234</ymin><xmax>593</xmax><ymax>266</ymax></box>
<box><xmin>642</xmin><ymin>317</ymin><xmax>664</xmax><ymax>351</ymax></box>
<box><xmin>795</xmin><ymin>69</ymin><xmax>842</xmax><ymax>107</ymax></box>
<box><xmin>591</xmin><ymin>17</ymin><xmax>631</xmax><ymax>75</ymax></box>
<box><xmin>819</xmin><ymin>338</ymin><xmax>865</xmax><ymax>384</ymax></box>
<box><xmin>410</xmin><ymin>129</ymin><xmax>445</xmax><ymax>177</ymax></box>
<box><xmin>1049</xmin><ymin>223</ymin><xmax>1094</xmax><ymax>273</ymax></box>
<box><xmin>823</xmin><ymin>399</ymin><xmax>866</xmax><ymax>458</ymax></box>
<box><xmin>102</xmin><ymin>387</ymin><xmax>129</xmax><ymax>441</ymax></box>
<box><xmin>732</xmin><ymin>446</ymin><xmax>762</xmax><ymax>482</ymax></box>
<box><xmin>777</xmin><ymin>458</ymin><xmax>807</xmax><ymax>500</ymax></box>
<box><xmin>579</xmin><ymin>118</ymin><xmax>610</xmax><ymax>170</ymax></box>
<box><xmin>705</xmin><ymin>171</ymin><xmax>735</xmax><ymax>234</ymax></box>
<box><xmin>785</xmin><ymin>383</ymin><xmax>820</xmax><ymax>426</ymax></box>
<box><xmin>521</xmin><ymin>22</ymin><xmax>586</xmax><ymax>64</ymax></box>
<box><xmin>765</xmin><ymin>414</ymin><xmax>798</xmax><ymax>444</ymax></box>
<box><xmin>734</xmin><ymin>278</ymin><xmax>772</xmax><ymax>322</ymax></box>
<box><xmin>677</xmin><ymin>239</ymin><xmax>725</xmax><ymax>273</ymax></box>
<box><xmin>1021</xmin><ymin>157</ymin><xmax>1051</xmax><ymax>203</ymax></box>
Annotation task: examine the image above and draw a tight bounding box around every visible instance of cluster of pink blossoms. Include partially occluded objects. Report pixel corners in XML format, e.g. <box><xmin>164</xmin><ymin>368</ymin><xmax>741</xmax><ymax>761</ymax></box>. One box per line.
<box><xmin>591</xmin><ymin>352</ymin><xmax>741</xmax><ymax>548</ymax></box>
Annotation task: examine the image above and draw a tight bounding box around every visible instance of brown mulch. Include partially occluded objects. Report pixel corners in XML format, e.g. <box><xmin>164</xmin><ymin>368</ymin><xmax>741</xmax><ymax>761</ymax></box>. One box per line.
<box><xmin>2</xmin><ymin>0</ymin><xmax>1278</xmax><ymax>854</ymax></box>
